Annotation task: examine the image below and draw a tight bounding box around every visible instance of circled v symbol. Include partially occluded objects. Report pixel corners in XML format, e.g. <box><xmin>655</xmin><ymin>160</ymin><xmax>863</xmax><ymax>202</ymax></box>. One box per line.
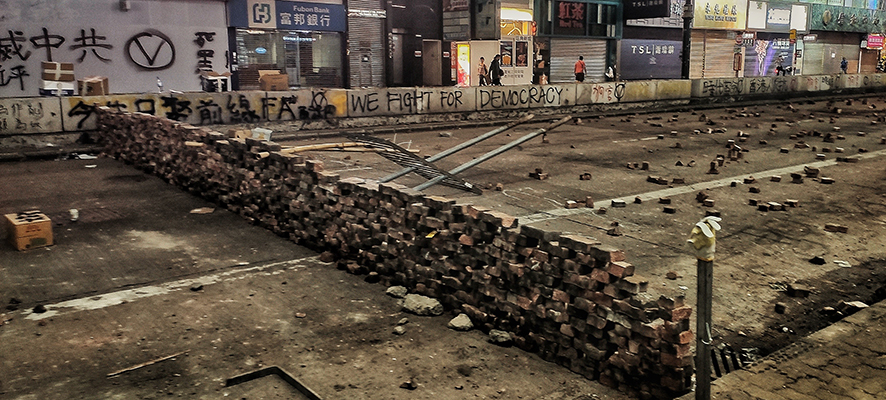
<box><xmin>126</xmin><ymin>29</ymin><xmax>176</xmax><ymax>70</ymax></box>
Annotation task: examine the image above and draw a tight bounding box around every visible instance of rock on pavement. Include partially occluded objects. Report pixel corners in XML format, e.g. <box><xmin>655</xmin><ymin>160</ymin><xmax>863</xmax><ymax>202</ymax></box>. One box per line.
<box><xmin>401</xmin><ymin>294</ymin><xmax>443</xmax><ymax>316</ymax></box>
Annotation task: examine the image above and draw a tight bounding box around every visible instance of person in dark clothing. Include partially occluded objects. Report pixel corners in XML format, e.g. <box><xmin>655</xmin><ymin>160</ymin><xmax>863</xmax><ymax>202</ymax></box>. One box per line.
<box><xmin>841</xmin><ymin>57</ymin><xmax>848</xmax><ymax>73</ymax></box>
<box><xmin>489</xmin><ymin>54</ymin><xmax>504</xmax><ymax>86</ymax></box>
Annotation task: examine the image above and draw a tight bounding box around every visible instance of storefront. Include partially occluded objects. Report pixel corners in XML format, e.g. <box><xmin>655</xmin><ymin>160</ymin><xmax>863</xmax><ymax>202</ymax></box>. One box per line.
<box><xmin>739</xmin><ymin>1</ymin><xmax>807</xmax><ymax>76</ymax></box>
<box><xmin>452</xmin><ymin>5</ymin><xmax>535</xmax><ymax>86</ymax></box>
<box><xmin>622</xmin><ymin>0</ymin><xmax>685</xmax><ymax>80</ymax></box>
<box><xmin>534</xmin><ymin>0</ymin><xmax>621</xmax><ymax>83</ymax></box>
<box><xmin>803</xmin><ymin>4</ymin><xmax>886</xmax><ymax>75</ymax></box>
<box><xmin>228</xmin><ymin>0</ymin><xmax>347</xmax><ymax>89</ymax></box>
<box><xmin>689</xmin><ymin>0</ymin><xmax>748</xmax><ymax>78</ymax></box>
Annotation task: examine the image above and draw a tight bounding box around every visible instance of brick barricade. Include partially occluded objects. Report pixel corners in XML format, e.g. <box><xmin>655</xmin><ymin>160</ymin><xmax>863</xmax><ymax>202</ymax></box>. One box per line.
<box><xmin>95</xmin><ymin>107</ymin><xmax>693</xmax><ymax>399</ymax></box>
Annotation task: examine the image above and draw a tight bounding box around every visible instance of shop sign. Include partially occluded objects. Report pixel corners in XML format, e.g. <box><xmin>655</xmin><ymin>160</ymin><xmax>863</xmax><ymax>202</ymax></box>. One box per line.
<box><xmin>348</xmin><ymin>9</ymin><xmax>386</xmax><ymax>18</ymax></box>
<box><xmin>624</xmin><ymin>0</ymin><xmax>670</xmax><ymax>19</ymax></box>
<box><xmin>810</xmin><ymin>4</ymin><xmax>886</xmax><ymax>33</ymax></box>
<box><xmin>866</xmin><ymin>34</ymin><xmax>884</xmax><ymax>49</ymax></box>
<box><xmin>443</xmin><ymin>0</ymin><xmax>469</xmax><ymax>12</ymax></box>
<box><xmin>803</xmin><ymin>34</ymin><xmax>816</xmax><ymax>42</ymax></box>
<box><xmin>554</xmin><ymin>1</ymin><xmax>586</xmax><ymax>36</ymax></box>
<box><xmin>693</xmin><ymin>0</ymin><xmax>748</xmax><ymax>30</ymax></box>
<box><xmin>247</xmin><ymin>0</ymin><xmax>278</xmax><ymax>29</ymax></box>
<box><xmin>626</xmin><ymin>0</ymin><xmax>685</xmax><ymax>28</ymax></box>
<box><xmin>767</xmin><ymin>5</ymin><xmax>792</xmax><ymax>31</ymax></box>
<box><xmin>619</xmin><ymin>39</ymin><xmax>682</xmax><ymax>80</ymax></box>
<box><xmin>277</xmin><ymin>1</ymin><xmax>347</xmax><ymax>32</ymax></box>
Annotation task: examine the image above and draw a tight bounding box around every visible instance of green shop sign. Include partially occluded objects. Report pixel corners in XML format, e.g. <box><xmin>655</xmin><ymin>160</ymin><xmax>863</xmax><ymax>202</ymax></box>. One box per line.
<box><xmin>809</xmin><ymin>4</ymin><xmax>886</xmax><ymax>32</ymax></box>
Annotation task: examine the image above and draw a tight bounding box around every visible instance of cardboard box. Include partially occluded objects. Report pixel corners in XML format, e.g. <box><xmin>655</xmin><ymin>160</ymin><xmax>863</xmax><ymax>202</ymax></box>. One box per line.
<box><xmin>41</xmin><ymin>61</ymin><xmax>75</xmax><ymax>81</ymax></box>
<box><xmin>227</xmin><ymin>128</ymin><xmax>273</xmax><ymax>141</ymax></box>
<box><xmin>259</xmin><ymin>71</ymin><xmax>289</xmax><ymax>91</ymax></box>
<box><xmin>5</xmin><ymin>211</ymin><xmax>53</xmax><ymax>251</ymax></box>
<box><xmin>200</xmin><ymin>71</ymin><xmax>231</xmax><ymax>92</ymax></box>
<box><xmin>39</xmin><ymin>80</ymin><xmax>75</xmax><ymax>96</ymax></box>
<box><xmin>77</xmin><ymin>76</ymin><xmax>109</xmax><ymax>96</ymax></box>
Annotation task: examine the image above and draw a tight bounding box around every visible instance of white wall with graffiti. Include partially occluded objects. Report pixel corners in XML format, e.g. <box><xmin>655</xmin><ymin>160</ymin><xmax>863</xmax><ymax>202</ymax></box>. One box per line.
<box><xmin>5</xmin><ymin>73</ymin><xmax>886</xmax><ymax>135</ymax></box>
<box><xmin>0</xmin><ymin>0</ymin><xmax>228</xmax><ymax>97</ymax></box>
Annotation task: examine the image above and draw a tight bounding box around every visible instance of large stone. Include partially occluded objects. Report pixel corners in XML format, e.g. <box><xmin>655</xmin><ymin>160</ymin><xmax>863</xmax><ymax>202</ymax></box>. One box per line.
<box><xmin>488</xmin><ymin>329</ymin><xmax>512</xmax><ymax>346</ymax></box>
<box><xmin>448</xmin><ymin>313</ymin><xmax>474</xmax><ymax>331</ymax></box>
<box><xmin>386</xmin><ymin>286</ymin><xmax>408</xmax><ymax>298</ymax></box>
<box><xmin>402</xmin><ymin>294</ymin><xmax>444</xmax><ymax>316</ymax></box>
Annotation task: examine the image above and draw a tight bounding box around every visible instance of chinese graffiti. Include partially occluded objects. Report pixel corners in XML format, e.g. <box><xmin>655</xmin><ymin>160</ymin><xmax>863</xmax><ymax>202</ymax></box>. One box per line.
<box><xmin>194</xmin><ymin>32</ymin><xmax>216</xmax><ymax>73</ymax></box>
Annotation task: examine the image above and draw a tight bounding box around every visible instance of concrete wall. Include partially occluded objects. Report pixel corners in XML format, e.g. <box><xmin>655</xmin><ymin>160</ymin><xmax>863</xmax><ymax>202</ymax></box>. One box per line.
<box><xmin>5</xmin><ymin>72</ymin><xmax>886</xmax><ymax>136</ymax></box>
<box><xmin>0</xmin><ymin>0</ymin><xmax>228</xmax><ymax>97</ymax></box>
<box><xmin>93</xmin><ymin>108</ymin><xmax>695</xmax><ymax>398</ymax></box>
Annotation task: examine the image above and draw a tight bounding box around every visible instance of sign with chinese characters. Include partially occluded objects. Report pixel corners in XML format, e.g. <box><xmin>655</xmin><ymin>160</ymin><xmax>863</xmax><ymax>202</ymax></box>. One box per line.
<box><xmin>866</xmin><ymin>34</ymin><xmax>884</xmax><ymax>49</ymax></box>
<box><xmin>619</xmin><ymin>39</ymin><xmax>682</xmax><ymax>80</ymax></box>
<box><xmin>693</xmin><ymin>0</ymin><xmax>748</xmax><ymax>30</ymax></box>
<box><xmin>809</xmin><ymin>4</ymin><xmax>886</xmax><ymax>33</ymax></box>
<box><xmin>626</xmin><ymin>0</ymin><xmax>685</xmax><ymax>28</ymax></box>
<box><xmin>624</xmin><ymin>0</ymin><xmax>670</xmax><ymax>19</ymax></box>
<box><xmin>555</xmin><ymin>1</ymin><xmax>586</xmax><ymax>36</ymax></box>
<box><xmin>277</xmin><ymin>1</ymin><xmax>346</xmax><ymax>32</ymax></box>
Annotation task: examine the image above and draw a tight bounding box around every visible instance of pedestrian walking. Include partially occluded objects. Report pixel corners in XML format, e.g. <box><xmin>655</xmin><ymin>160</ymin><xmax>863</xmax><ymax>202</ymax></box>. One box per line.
<box><xmin>574</xmin><ymin>56</ymin><xmax>586</xmax><ymax>82</ymax></box>
<box><xmin>775</xmin><ymin>56</ymin><xmax>786</xmax><ymax>76</ymax></box>
<box><xmin>477</xmin><ymin>57</ymin><xmax>489</xmax><ymax>86</ymax></box>
<box><xmin>490</xmin><ymin>54</ymin><xmax>504</xmax><ymax>86</ymax></box>
<box><xmin>840</xmin><ymin>57</ymin><xmax>848</xmax><ymax>74</ymax></box>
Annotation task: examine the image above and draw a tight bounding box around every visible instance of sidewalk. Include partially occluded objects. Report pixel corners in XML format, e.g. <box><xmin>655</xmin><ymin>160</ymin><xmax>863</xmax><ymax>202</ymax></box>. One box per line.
<box><xmin>680</xmin><ymin>300</ymin><xmax>886</xmax><ymax>400</ymax></box>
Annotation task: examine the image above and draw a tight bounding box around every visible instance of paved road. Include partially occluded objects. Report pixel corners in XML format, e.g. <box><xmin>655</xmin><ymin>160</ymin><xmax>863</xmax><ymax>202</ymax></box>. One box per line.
<box><xmin>678</xmin><ymin>299</ymin><xmax>886</xmax><ymax>400</ymax></box>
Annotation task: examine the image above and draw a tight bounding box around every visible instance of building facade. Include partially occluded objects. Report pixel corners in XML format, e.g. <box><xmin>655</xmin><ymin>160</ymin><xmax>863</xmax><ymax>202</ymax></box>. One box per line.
<box><xmin>0</xmin><ymin>0</ymin><xmax>229</xmax><ymax>96</ymax></box>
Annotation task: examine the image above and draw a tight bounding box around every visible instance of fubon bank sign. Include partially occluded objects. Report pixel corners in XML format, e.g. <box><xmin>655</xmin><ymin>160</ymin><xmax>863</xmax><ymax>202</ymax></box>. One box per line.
<box><xmin>232</xmin><ymin>0</ymin><xmax>346</xmax><ymax>32</ymax></box>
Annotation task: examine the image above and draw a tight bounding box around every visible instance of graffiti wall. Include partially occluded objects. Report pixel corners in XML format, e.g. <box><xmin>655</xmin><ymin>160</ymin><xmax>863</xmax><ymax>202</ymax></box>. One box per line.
<box><xmin>59</xmin><ymin>89</ymin><xmax>350</xmax><ymax>132</ymax></box>
<box><xmin>0</xmin><ymin>0</ymin><xmax>228</xmax><ymax>96</ymax></box>
<box><xmin>4</xmin><ymin>73</ymin><xmax>886</xmax><ymax>134</ymax></box>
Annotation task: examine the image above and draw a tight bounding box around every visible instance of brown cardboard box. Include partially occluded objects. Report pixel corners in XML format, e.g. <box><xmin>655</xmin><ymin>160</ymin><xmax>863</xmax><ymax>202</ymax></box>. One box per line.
<box><xmin>77</xmin><ymin>76</ymin><xmax>110</xmax><ymax>96</ymax></box>
<box><xmin>259</xmin><ymin>71</ymin><xmax>289</xmax><ymax>91</ymax></box>
<box><xmin>5</xmin><ymin>211</ymin><xmax>53</xmax><ymax>251</ymax></box>
<box><xmin>41</xmin><ymin>61</ymin><xmax>75</xmax><ymax>82</ymax></box>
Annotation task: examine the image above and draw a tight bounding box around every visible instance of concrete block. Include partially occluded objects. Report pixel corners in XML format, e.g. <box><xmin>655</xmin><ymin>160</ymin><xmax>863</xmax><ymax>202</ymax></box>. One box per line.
<box><xmin>2</xmin><ymin>97</ymin><xmax>64</xmax><ymax>133</ymax></box>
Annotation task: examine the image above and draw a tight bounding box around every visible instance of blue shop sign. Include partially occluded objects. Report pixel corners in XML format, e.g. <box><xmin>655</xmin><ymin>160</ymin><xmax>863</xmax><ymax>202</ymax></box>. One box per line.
<box><xmin>276</xmin><ymin>1</ymin><xmax>346</xmax><ymax>32</ymax></box>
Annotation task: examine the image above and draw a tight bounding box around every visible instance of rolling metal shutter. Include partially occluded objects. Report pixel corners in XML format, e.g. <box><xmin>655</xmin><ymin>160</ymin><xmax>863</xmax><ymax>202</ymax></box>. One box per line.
<box><xmin>690</xmin><ymin>30</ymin><xmax>738</xmax><ymax>79</ymax></box>
<box><xmin>802</xmin><ymin>43</ymin><xmax>826</xmax><ymax>75</ymax></box>
<box><xmin>348</xmin><ymin>0</ymin><xmax>385</xmax><ymax>88</ymax></box>
<box><xmin>549</xmin><ymin>38</ymin><xmax>607</xmax><ymax>83</ymax></box>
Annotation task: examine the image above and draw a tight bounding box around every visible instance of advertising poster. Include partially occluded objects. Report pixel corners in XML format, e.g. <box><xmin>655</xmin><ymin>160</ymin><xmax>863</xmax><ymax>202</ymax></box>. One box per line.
<box><xmin>457</xmin><ymin>43</ymin><xmax>471</xmax><ymax>87</ymax></box>
<box><xmin>515</xmin><ymin>42</ymin><xmax>528</xmax><ymax>67</ymax></box>
<box><xmin>500</xmin><ymin>41</ymin><xmax>514</xmax><ymax>67</ymax></box>
<box><xmin>744</xmin><ymin>36</ymin><xmax>793</xmax><ymax>76</ymax></box>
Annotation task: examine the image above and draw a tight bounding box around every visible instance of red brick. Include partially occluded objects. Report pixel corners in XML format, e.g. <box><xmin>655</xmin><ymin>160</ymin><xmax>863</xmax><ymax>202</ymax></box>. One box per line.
<box><xmin>671</xmin><ymin>306</ymin><xmax>692</xmax><ymax>321</ymax></box>
<box><xmin>551</xmin><ymin>289</ymin><xmax>572</xmax><ymax>303</ymax></box>
<box><xmin>606</xmin><ymin>261</ymin><xmax>635</xmax><ymax>278</ymax></box>
<box><xmin>590</xmin><ymin>268</ymin><xmax>611</xmax><ymax>283</ymax></box>
<box><xmin>560</xmin><ymin>323</ymin><xmax>576</xmax><ymax>337</ymax></box>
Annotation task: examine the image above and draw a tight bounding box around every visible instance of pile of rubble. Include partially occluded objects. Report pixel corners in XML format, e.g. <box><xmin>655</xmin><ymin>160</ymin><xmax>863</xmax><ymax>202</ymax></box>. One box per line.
<box><xmin>96</xmin><ymin>108</ymin><xmax>693</xmax><ymax>398</ymax></box>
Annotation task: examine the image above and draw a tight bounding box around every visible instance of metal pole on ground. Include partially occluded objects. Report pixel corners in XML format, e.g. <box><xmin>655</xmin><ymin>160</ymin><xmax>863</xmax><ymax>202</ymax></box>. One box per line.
<box><xmin>696</xmin><ymin>258</ymin><xmax>713</xmax><ymax>400</ymax></box>
<box><xmin>412</xmin><ymin>116</ymin><xmax>572</xmax><ymax>192</ymax></box>
<box><xmin>688</xmin><ymin>216</ymin><xmax>720</xmax><ymax>400</ymax></box>
<box><xmin>378</xmin><ymin>114</ymin><xmax>535</xmax><ymax>183</ymax></box>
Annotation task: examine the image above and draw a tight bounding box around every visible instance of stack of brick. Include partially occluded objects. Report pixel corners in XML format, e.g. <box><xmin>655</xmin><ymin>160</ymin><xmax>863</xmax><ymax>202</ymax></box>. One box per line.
<box><xmin>94</xmin><ymin>107</ymin><xmax>693</xmax><ymax>399</ymax></box>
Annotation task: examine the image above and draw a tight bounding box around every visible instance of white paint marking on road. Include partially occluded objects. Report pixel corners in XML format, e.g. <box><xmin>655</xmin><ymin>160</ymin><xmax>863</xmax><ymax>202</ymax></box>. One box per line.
<box><xmin>518</xmin><ymin>150</ymin><xmax>886</xmax><ymax>225</ymax></box>
<box><xmin>23</xmin><ymin>257</ymin><xmax>318</xmax><ymax>321</ymax></box>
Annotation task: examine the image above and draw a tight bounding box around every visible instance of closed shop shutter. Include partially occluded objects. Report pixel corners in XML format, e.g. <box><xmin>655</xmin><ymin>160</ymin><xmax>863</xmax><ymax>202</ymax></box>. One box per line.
<box><xmin>549</xmin><ymin>38</ymin><xmax>607</xmax><ymax>83</ymax></box>
<box><xmin>802</xmin><ymin>42</ymin><xmax>825</xmax><ymax>75</ymax></box>
<box><xmin>690</xmin><ymin>30</ymin><xmax>738</xmax><ymax>78</ymax></box>
<box><xmin>803</xmin><ymin>32</ymin><xmax>863</xmax><ymax>75</ymax></box>
<box><xmin>348</xmin><ymin>1</ymin><xmax>385</xmax><ymax>88</ymax></box>
<box><xmin>860</xmin><ymin>49</ymin><xmax>878</xmax><ymax>73</ymax></box>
